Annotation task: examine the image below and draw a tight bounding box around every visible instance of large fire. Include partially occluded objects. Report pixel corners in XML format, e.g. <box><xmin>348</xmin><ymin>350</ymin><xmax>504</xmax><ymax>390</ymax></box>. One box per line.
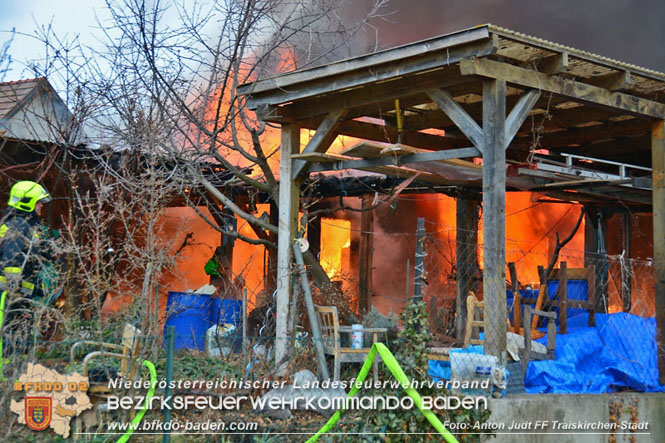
<box><xmin>320</xmin><ymin>218</ymin><xmax>351</xmax><ymax>280</ymax></box>
<box><xmin>102</xmin><ymin>48</ymin><xmax>641</xmax><ymax>323</ymax></box>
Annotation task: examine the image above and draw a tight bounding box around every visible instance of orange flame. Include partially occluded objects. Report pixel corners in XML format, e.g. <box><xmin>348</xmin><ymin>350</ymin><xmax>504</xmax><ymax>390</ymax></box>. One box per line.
<box><xmin>320</xmin><ymin>218</ymin><xmax>351</xmax><ymax>280</ymax></box>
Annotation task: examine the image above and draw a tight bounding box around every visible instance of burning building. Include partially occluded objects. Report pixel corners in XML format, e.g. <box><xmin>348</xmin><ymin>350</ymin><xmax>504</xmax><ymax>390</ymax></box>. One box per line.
<box><xmin>238</xmin><ymin>24</ymin><xmax>665</xmax><ymax>386</ymax></box>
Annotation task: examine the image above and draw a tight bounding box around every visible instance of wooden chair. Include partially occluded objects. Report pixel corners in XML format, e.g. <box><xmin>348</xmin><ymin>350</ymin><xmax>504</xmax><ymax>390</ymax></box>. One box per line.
<box><xmin>314</xmin><ymin>305</ymin><xmax>386</xmax><ymax>381</ymax></box>
<box><xmin>70</xmin><ymin>324</ymin><xmax>142</xmax><ymax>395</ymax></box>
<box><xmin>427</xmin><ymin>292</ymin><xmax>483</xmax><ymax>361</ymax></box>
<box><xmin>512</xmin><ymin>262</ymin><xmax>596</xmax><ymax>334</ymax></box>
<box><xmin>520</xmin><ymin>306</ymin><xmax>556</xmax><ymax>375</ymax></box>
<box><xmin>463</xmin><ymin>292</ymin><xmax>484</xmax><ymax>347</ymax></box>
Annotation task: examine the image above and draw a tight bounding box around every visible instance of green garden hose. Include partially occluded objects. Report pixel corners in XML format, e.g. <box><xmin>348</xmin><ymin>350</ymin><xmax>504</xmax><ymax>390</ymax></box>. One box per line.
<box><xmin>116</xmin><ymin>360</ymin><xmax>157</xmax><ymax>443</ymax></box>
<box><xmin>307</xmin><ymin>342</ymin><xmax>459</xmax><ymax>443</ymax></box>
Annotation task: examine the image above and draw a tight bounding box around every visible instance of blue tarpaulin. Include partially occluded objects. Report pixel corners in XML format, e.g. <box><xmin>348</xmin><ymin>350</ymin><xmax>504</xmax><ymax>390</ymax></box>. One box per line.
<box><xmin>526</xmin><ymin>313</ymin><xmax>665</xmax><ymax>393</ymax></box>
<box><xmin>428</xmin><ymin>313</ymin><xmax>665</xmax><ymax>394</ymax></box>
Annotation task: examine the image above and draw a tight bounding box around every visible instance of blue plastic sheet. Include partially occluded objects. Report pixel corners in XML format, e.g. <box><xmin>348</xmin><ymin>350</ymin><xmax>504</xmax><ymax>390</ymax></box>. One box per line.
<box><xmin>428</xmin><ymin>313</ymin><xmax>665</xmax><ymax>394</ymax></box>
<box><xmin>526</xmin><ymin>313</ymin><xmax>665</xmax><ymax>393</ymax></box>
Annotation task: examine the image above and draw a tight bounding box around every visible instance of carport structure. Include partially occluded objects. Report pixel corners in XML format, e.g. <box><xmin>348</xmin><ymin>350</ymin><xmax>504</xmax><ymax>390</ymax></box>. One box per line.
<box><xmin>238</xmin><ymin>24</ymin><xmax>665</xmax><ymax>380</ymax></box>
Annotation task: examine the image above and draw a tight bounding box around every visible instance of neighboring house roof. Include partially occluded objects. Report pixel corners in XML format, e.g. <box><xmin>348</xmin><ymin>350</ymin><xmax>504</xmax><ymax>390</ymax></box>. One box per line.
<box><xmin>0</xmin><ymin>78</ymin><xmax>45</xmax><ymax>118</ymax></box>
<box><xmin>0</xmin><ymin>77</ymin><xmax>81</xmax><ymax>145</ymax></box>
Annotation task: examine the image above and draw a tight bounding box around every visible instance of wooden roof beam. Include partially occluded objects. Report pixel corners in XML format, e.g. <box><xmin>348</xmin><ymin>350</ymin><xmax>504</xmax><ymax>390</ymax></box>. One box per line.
<box><xmin>586</xmin><ymin>70</ymin><xmax>632</xmax><ymax>92</ymax></box>
<box><xmin>326</xmin><ymin>119</ymin><xmax>468</xmax><ymax>150</ymax></box>
<box><xmin>460</xmin><ymin>58</ymin><xmax>665</xmax><ymax>119</ymax></box>
<box><xmin>293</xmin><ymin>108</ymin><xmax>348</xmax><ymax>178</ymax></box>
<box><xmin>402</xmin><ymin>94</ymin><xmax>620</xmax><ymax>134</ymax></box>
<box><xmin>511</xmin><ymin>119</ymin><xmax>651</xmax><ymax>150</ymax></box>
<box><xmin>244</xmin><ymin>36</ymin><xmax>497</xmax><ymax>110</ymax></box>
<box><xmin>426</xmin><ymin>88</ymin><xmax>484</xmax><ymax>153</ymax></box>
<box><xmin>535</xmin><ymin>51</ymin><xmax>569</xmax><ymax>74</ymax></box>
<box><xmin>258</xmin><ymin>69</ymin><xmax>481</xmax><ymax>123</ymax></box>
<box><xmin>505</xmin><ymin>89</ymin><xmax>541</xmax><ymax>148</ymax></box>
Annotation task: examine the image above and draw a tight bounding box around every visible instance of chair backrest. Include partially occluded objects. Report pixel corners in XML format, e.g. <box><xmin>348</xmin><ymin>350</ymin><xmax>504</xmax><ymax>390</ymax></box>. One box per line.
<box><xmin>314</xmin><ymin>305</ymin><xmax>339</xmax><ymax>353</ymax></box>
<box><xmin>120</xmin><ymin>324</ymin><xmax>141</xmax><ymax>377</ymax></box>
<box><xmin>463</xmin><ymin>292</ymin><xmax>484</xmax><ymax>347</ymax></box>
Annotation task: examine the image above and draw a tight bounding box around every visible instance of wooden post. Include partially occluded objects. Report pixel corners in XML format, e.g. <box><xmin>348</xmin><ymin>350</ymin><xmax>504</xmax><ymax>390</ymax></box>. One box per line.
<box><xmin>414</xmin><ymin>217</ymin><xmax>426</xmax><ymax>302</ymax></box>
<box><xmin>596</xmin><ymin>211</ymin><xmax>609</xmax><ymax>314</ymax></box>
<box><xmin>508</xmin><ymin>262</ymin><xmax>520</xmax><ymax>333</ymax></box>
<box><xmin>584</xmin><ymin>206</ymin><xmax>599</xmax><ymax>269</ymax></box>
<box><xmin>242</xmin><ymin>288</ymin><xmax>248</xmax><ymax>362</ymax></box>
<box><xmin>533</xmin><ymin>266</ymin><xmax>549</xmax><ymax>331</ymax></box>
<box><xmin>456</xmin><ymin>197</ymin><xmax>479</xmax><ymax>339</ymax></box>
<box><xmin>275</xmin><ymin>124</ymin><xmax>300</xmax><ymax>374</ymax></box>
<box><xmin>622</xmin><ymin>212</ymin><xmax>632</xmax><ymax>312</ymax></box>
<box><xmin>481</xmin><ymin>79</ymin><xmax>507</xmax><ymax>362</ymax></box>
<box><xmin>214</xmin><ymin>199</ymin><xmax>237</xmax><ymax>280</ymax></box>
<box><xmin>522</xmin><ymin>306</ymin><xmax>533</xmax><ymax>375</ymax></box>
<box><xmin>651</xmin><ymin>120</ymin><xmax>665</xmax><ymax>385</ymax></box>
<box><xmin>429</xmin><ymin>296</ymin><xmax>438</xmax><ymax>334</ymax></box>
<box><xmin>559</xmin><ymin>261</ymin><xmax>568</xmax><ymax>334</ymax></box>
<box><xmin>163</xmin><ymin>326</ymin><xmax>175</xmax><ymax>443</ymax></box>
<box><xmin>584</xmin><ymin>207</ymin><xmax>609</xmax><ymax>314</ymax></box>
<box><xmin>264</xmin><ymin>201</ymin><xmax>279</xmax><ymax>297</ymax></box>
<box><xmin>292</xmin><ymin>244</ymin><xmax>330</xmax><ymax>380</ymax></box>
<box><xmin>358</xmin><ymin>194</ymin><xmax>374</xmax><ymax>315</ymax></box>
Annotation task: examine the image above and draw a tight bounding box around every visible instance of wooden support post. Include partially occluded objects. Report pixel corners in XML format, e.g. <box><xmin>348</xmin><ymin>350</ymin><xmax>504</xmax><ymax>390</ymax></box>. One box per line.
<box><xmin>533</xmin><ymin>266</ymin><xmax>549</xmax><ymax>331</ymax></box>
<box><xmin>596</xmin><ymin>211</ymin><xmax>609</xmax><ymax>314</ymax></box>
<box><xmin>651</xmin><ymin>120</ymin><xmax>665</xmax><ymax>385</ymax></box>
<box><xmin>429</xmin><ymin>296</ymin><xmax>438</xmax><ymax>334</ymax></box>
<box><xmin>414</xmin><ymin>217</ymin><xmax>426</xmax><ymax>303</ymax></box>
<box><xmin>426</xmin><ymin>88</ymin><xmax>483</xmax><ymax>151</ymax></box>
<box><xmin>559</xmin><ymin>261</ymin><xmax>568</xmax><ymax>334</ymax></box>
<box><xmin>584</xmin><ymin>207</ymin><xmax>609</xmax><ymax>314</ymax></box>
<box><xmin>265</xmin><ymin>201</ymin><xmax>279</xmax><ymax>297</ymax></box>
<box><xmin>587</xmin><ymin>265</ymin><xmax>597</xmax><ymax>327</ymax></box>
<box><xmin>209</xmin><ymin>198</ymin><xmax>236</xmax><ymax>287</ymax></box>
<box><xmin>522</xmin><ymin>306</ymin><xmax>533</xmax><ymax>376</ymax></box>
<box><xmin>292</xmin><ymin>244</ymin><xmax>330</xmax><ymax>380</ymax></box>
<box><xmin>456</xmin><ymin>197</ymin><xmax>479</xmax><ymax>340</ymax></box>
<box><xmin>358</xmin><ymin>194</ymin><xmax>374</xmax><ymax>315</ymax></box>
<box><xmin>292</xmin><ymin>108</ymin><xmax>347</xmax><ymax>178</ymax></box>
<box><xmin>163</xmin><ymin>326</ymin><xmax>175</xmax><ymax>443</ymax></box>
<box><xmin>275</xmin><ymin>124</ymin><xmax>300</xmax><ymax>374</ymax></box>
<box><xmin>481</xmin><ymin>79</ymin><xmax>507</xmax><ymax>361</ymax></box>
<box><xmin>584</xmin><ymin>207</ymin><xmax>599</xmax><ymax>269</ymax></box>
<box><xmin>622</xmin><ymin>212</ymin><xmax>632</xmax><ymax>312</ymax></box>
<box><xmin>508</xmin><ymin>262</ymin><xmax>520</xmax><ymax>333</ymax></box>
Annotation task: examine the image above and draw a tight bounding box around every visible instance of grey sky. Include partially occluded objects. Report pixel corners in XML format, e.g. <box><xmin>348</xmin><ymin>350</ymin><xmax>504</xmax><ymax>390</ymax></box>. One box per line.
<box><xmin>2</xmin><ymin>0</ymin><xmax>664</xmax><ymax>85</ymax></box>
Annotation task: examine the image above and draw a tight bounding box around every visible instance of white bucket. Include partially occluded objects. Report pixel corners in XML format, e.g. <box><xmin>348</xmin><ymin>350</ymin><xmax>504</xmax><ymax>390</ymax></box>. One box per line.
<box><xmin>351</xmin><ymin>324</ymin><xmax>363</xmax><ymax>349</ymax></box>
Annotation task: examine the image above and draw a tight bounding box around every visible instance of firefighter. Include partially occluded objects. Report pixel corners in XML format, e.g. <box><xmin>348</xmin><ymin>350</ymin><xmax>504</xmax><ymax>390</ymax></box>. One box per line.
<box><xmin>0</xmin><ymin>181</ymin><xmax>53</xmax><ymax>362</ymax></box>
<box><xmin>0</xmin><ymin>180</ymin><xmax>53</xmax><ymax>293</ymax></box>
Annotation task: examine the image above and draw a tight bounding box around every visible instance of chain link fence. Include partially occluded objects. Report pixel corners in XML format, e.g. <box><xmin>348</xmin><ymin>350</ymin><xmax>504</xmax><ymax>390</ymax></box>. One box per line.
<box><xmin>422</xmin><ymin>216</ymin><xmax>662</xmax><ymax>396</ymax></box>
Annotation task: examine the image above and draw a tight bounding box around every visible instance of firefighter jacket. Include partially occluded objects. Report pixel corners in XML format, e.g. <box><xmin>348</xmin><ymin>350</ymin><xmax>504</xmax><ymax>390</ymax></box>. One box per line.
<box><xmin>0</xmin><ymin>208</ymin><xmax>53</xmax><ymax>295</ymax></box>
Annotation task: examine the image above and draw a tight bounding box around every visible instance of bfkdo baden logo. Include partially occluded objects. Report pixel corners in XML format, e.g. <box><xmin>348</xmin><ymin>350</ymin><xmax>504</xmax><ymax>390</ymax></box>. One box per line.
<box><xmin>10</xmin><ymin>363</ymin><xmax>92</xmax><ymax>437</ymax></box>
<box><xmin>25</xmin><ymin>397</ymin><xmax>52</xmax><ymax>431</ymax></box>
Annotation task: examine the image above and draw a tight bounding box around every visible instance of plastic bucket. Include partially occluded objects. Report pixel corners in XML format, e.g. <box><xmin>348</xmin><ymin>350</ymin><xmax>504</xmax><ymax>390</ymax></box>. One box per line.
<box><xmin>164</xmin><ymin>291</ymin><xmax>213</xmax><ymax>351</ymax></box>
<box><xmin>210</xmin><ymin>298</ymin><xmax>242</xmax><ymax>327</ymax></box>
<box><xmin>351</xmin><ymin>324</ymin><xmax>363</xmax><ymax>349</ymax></box>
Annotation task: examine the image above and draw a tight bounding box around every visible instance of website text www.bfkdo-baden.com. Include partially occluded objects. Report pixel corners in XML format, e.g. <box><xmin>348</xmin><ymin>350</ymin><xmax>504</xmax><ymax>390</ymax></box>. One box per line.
<box><xmin>106</xmin><ymin>419</ymin><xmax>258</xmax><ymax>433</ymax></box>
